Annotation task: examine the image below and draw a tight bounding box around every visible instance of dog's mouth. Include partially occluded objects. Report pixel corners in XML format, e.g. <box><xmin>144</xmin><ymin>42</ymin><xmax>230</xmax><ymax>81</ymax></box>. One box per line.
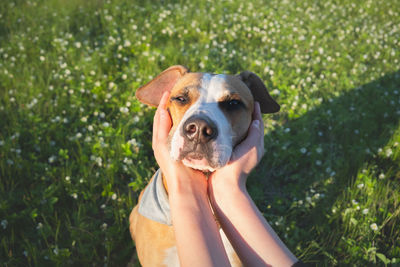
<box><xmin>176</xmin><ymin>143</ymin><xmax>232</xmax><ymax>172</ymax></box>
<box><xmin>178</xmin><ymin>148</ymin><xmax>217</xmax><ymax>172</ymax></box>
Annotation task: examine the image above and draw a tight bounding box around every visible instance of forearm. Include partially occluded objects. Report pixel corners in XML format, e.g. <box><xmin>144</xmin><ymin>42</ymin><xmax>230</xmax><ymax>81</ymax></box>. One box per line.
<box><xmin>168</xmin><ymin>176</ymin><xmax>230</xmax><ymax>267</ymax></box>
<box><xmin>209</xmin><ymin>177</ymin><xmax>297</xmax><ymax>267</ymax></box>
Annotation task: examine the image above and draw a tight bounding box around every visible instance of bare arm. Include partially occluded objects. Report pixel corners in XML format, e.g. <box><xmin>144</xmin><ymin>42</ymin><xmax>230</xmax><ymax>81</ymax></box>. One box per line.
<box><xmin>152</xmin><ymin>91</ymin><xmax>230</xmax><ymax>267</ymax></box>
<box><xmin>208</xmin><ymin>102</ymin><xmax>298</xmax><ymax>267</ymax></box>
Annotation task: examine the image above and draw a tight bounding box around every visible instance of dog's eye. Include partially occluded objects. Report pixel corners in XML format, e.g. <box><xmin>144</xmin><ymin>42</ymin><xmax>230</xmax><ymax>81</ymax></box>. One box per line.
<box><xmin>228</xmin><ymin>99</ymin><xmax>241</xmax><ymax>106</ymax></box>
<box><xmin>172</xmin><ymin>96</ymin><xmax>188</xmax><ymax>104</ymax></box>
<box><xmin>220</xmin><ymin>99</ymin><xmax>243</xmax><ymax>111</ymax></box>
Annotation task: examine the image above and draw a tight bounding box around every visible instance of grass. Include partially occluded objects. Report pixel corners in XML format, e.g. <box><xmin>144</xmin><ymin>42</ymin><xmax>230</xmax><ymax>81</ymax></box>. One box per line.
<box><xmin>0</xmin><ymin>0</ymin><xmax>399</xmax><ymax>265</ymax></box>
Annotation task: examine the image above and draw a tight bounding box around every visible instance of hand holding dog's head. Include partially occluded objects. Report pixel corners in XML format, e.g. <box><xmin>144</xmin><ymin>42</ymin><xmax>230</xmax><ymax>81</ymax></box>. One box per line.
<box><xmin>136</xmin><ymin>65</ymin><xmax>279</xmax><ymax>172</ymax></box>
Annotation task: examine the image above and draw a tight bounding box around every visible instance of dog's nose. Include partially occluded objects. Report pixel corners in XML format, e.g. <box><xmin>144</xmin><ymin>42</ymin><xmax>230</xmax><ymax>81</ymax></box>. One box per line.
<box><xmin>183</xmin><ymin>116</ymin><xmax>218</xmax><ymax>143</ymax></box>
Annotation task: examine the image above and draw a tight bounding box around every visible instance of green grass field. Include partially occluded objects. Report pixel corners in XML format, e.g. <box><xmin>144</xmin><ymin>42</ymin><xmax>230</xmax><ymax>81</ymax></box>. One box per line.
<box><xmin>1</xmin><ymin>0</ymin><xmax>399</xmax><ymax>265</ymax></box>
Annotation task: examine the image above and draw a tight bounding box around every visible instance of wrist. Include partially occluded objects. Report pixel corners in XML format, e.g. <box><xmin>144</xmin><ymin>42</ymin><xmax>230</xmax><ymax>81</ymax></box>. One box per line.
<box><xmin>210</xmin><ymin>171</ymin><xmax>247</xmax><ymax>194</ymax></box>
<box><xmin>209</xmin><ymin>173</ymin><xmax>249</xmax><ymax>207</ymax></box>
<box><xmin>167</xmin><ymin>169</ymin><xmax>208</xmax><ymax>197</ymax></box>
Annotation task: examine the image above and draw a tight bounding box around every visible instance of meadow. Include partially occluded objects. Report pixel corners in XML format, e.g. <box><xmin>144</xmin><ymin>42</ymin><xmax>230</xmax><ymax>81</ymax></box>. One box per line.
<box><xmin>0</xmin><ymin>0</ymin><xmax>399</xmax><ymax>265</ymax></box>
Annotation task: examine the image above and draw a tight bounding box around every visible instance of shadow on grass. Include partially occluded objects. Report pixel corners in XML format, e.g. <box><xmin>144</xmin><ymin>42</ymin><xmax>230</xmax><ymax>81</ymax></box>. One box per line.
<box><xmin>249</xmin><ymin>70</ymin><xmax>400</xmax><ymax>263</ymax></box>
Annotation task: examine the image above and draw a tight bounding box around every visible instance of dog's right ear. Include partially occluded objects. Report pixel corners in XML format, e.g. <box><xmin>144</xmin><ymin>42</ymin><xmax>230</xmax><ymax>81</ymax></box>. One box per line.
<box><xmin>135</xmin><ymin>65</ymin><xmax>189</xmax><ymax>107</ymax></box>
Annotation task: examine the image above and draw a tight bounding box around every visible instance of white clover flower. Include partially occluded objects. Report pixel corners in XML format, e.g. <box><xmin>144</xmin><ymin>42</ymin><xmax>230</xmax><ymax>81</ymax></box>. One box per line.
<box><xmin>271</xmin><ymin>89</ymin><xmax>280</xmax><ymax>96</ymax></box>
<box><xmin>316</xmin><ymin>147</ymin><xmax>323</xmax><ymax>154</ymax></box>
<box><xmin>300</xmin><ymin>148</ymin><xmax>307</xmax><ymax>154</ymax></box>
<box><xmin>76</xmin><ymin>132</ymin><xmax>82</xmax><ymax>139</ymax></box>
<box><xmin>95</xmin><ymin>81</ymin><xmax>101</xmax><ymax>87</ymax></box>
<box><xmin>357</xmin><ymin>183</ymin><xmax>364</xmax><ymax>189</ymax></box>
<box><xmin>119</xmin><ymin>107</ymin><xmax>129</xmax><ymax>114</ymax></box>
<box><xmin>379</xmin><ymin>173</ymin><xmax>385</xmax><ymax>180</ymax></box>
<box><xmin>385</xmin><ymin>148</ymin><xmax>393</xmax><ymax>157</ymax></box>
<box><xmin>362</xmin><ymin>208</ymin><xmax>369</xmax><ymax>215</ymax></box>
<box><xmin>316</xmin><ymin>160</ymin><xmax>322</xmax><ymax>166</ymax></box>
<box><xmin>111</xmin><ymin>193</ymin><xmax>117</xmax><ymax>200</ymax></box>
<box><xmin>108</xmin><ymin>82</ymin><xmax>115</xmax><ymax>89</ymax></box>
<box><xmin>74</xmin><ymin>42</ymin><xmax>81</xmax><ymax>48</ymax></box>
<box><xmin>370</xmin><ymin>223</ymin><xmax>378</xmax><ymax>231</ymax></box>
<box><xmin>65</xmin><ymin>176</ymin><xmax>70</xmax><ymax>182</ymax></box>
<box><xmin>122</xmin><ymin>74</ymin><xmax>127</xmax><ymax>80</ymax></box>
<box><xmin>101</xmin><ymin>223</ymin><xmax>108</xmax><ymax>230</ymax></box>
<box><xmin>81</xmin><ymin>117</ymin><xmax>87</xmax><ymax>123</ymax></box>
<box><xmin>39</xmin><ymin>56</ymin><xmax>45</xmax><ymax>62</ymax></box>
<box><xmin>90</xmin><ymin>70</ymin><xmax>96</xmax><ymax>76</ymax></box>
<box><xmin>101</xmin><ymin>204</ymin><xmax>106</xmax><ymax>209</ymax></box>
<box><xmin>123</xmin><ymin>157</ymin><xmax>133</xmax><ymax>165</ymax></box>
<box><xmin>48</xmin><ymin>156</ymin><xmax>56</xmax><ymax>164</ymax></box>
<box><xmin>0</xmin><ymin>140</ymin><xmax>4</xmax><ymax>146</ymax></box>
<box><xmin>88</xmin><ymin>125</ymin><xmax>94</xmax><ymax>131</ymax></box>
<box><xmin>71</xmin><ymin>193</ymin><xmax>78</xmax><ymax>199</ymax></box>
<box><xmin>36</xmin><ymin>222</ymin><xmax>43</xmax><ymax>230</ymax></box>
<box><xmin>124</xmin><ymin>40</ymin><xmax>131</xmax><ymax>47</ymax></box>
<box><xmin>1</xmin><ymin>219</ymin><xmax>8</xmax><ymax>229</ymax></box>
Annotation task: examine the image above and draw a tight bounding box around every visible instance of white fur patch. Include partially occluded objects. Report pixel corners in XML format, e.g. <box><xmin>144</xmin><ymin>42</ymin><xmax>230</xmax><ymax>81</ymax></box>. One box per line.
<box><xmin>163</xmin><ymin>246</ymin><xmax>180</xmax><ymax>267</ymax></box>
<box><xmin>220</xmin><ymin>229</ymin><xmax>240</xmax><ymax>267</ymax></box>
<box><xmin>170</xmin><ymin>74</ymin><xmax>233</xmax><ymax>170</ymax></box>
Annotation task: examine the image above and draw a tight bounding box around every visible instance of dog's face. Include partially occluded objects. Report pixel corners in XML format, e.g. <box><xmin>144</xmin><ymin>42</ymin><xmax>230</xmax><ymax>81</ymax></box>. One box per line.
<box><xmin>136</xmin><ymin>65</ymin><xmax>279</xmax><ymax>172</ymax></box>
<box><xmin>167</xmin><ymin>73</ymin><xmax>253</xmax><ymax>171</ymax></box>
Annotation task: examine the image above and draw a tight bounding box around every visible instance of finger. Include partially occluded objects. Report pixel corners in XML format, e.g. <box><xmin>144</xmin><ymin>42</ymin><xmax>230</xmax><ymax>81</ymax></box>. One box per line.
<box><xmin>159</xmin><ymin>91</ymin><xmax>170</xmax><ymax>110</ymax></box>
<box><xmin>231</xmin><ymin>119</ymin><xmax>262</xmax><ymax>161</ymax></box>
<box><xmin>153</xmin><ymin>91</ymin><xmax>171</xmax><ymax>147</ymax></box>
<box><xmin>152</xmin><ymin>108</ymin><xmax>160</xmax><ymax>147</ymax></box>
<box><xmin>253</xmin><ymin>102</ymin><xmax>264</xmax><ymax>128</ymax></box>
<box><xmin>157</xmin><ymin>108</ymin><xmax>172</xmax><ymax>141</ymax></box>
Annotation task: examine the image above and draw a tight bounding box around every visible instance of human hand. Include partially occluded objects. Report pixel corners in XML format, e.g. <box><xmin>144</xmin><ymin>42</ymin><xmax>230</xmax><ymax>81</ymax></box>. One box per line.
<box><xmin>209</xmin><ymin>102</ymin><xmax>265</xmax><ymax>189</ymax></box>
<box><xmin>152</xmin><ymin>91</ymin><xmax>207</xmax><ymax>193</ymax></box>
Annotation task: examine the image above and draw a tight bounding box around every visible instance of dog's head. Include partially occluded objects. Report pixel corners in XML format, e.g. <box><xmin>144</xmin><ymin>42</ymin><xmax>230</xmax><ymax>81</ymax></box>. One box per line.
<box><xmin>136</xmin><ymin>65</ymin><xmax>279</xmax><ymax>172</ymax></box>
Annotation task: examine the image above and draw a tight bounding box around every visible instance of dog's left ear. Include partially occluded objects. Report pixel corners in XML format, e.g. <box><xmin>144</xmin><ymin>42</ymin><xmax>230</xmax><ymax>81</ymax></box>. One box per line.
<box><xmin>237</xmin><ymin>71</ymin><xmax>280</xmax><ymax>114</ymax></box>
<box><xmin>136</xmin><ymin>65</ymin><xmax>189</xmax><ymax>107</ymax></box>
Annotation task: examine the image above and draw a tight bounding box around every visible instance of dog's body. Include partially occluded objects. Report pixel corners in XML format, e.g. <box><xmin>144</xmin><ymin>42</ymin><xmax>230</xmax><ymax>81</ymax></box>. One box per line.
<box><xmin>129</xmin><ymin>66</ymin><xmax>279</xmax><ymax>266</ymax></box>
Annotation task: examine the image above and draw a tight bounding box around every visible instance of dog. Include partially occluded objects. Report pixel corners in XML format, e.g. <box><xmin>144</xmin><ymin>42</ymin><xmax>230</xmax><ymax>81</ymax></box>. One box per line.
<box><xmin>129</xmin><ymin>65</ymin><xmax>280</xmax><ymax>266</ymax></box>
